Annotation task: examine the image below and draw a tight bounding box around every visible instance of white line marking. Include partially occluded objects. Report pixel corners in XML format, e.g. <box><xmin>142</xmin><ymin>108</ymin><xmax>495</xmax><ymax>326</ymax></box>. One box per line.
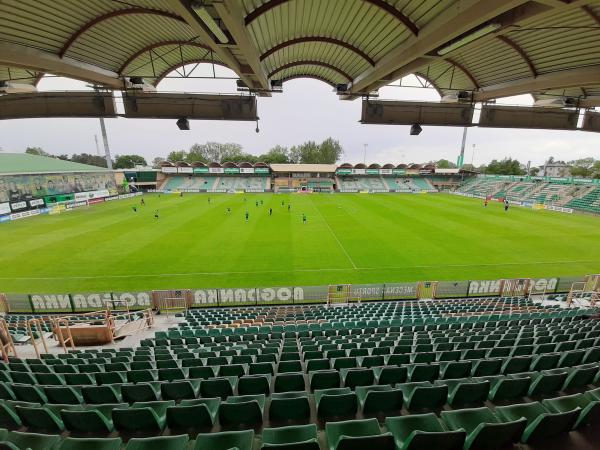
<box><xmin>2</xmin><ymin>260</ymin><xmax>598</xmax><ymax>280</ymax></box>
<box><xmin>309</xmin><ymin>197</ymin><xmax>357</xmax><ymax>269</ymax></box>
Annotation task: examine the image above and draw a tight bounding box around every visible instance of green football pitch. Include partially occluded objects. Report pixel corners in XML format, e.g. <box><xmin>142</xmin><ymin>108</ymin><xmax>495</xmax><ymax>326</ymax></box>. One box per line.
<box><xmin>1</xmin><ymin>193</ymin><xmax>599</xmax><ymax>294</ymax></box>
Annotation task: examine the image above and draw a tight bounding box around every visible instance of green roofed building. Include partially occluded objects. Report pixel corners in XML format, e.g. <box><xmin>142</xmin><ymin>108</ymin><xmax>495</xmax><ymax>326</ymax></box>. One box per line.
<box><xmin>0</xmin><ymin>153</ymin><xmax>109</xmax><ymax>175</ymax></box>
<box><xmin>0</xmin><ymin>153</ymin><xmax>116</xmax><ymax>206</ymax></box>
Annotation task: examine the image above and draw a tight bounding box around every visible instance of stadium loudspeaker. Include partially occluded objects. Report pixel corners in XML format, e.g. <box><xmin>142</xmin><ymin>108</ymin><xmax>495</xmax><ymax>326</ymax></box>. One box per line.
<box><xmin>478</xmin><ymin>104</ymin><xmax>579</xmax><ymax>130</ymax></box>
<box><xmin>176</xmin><ymin>118</ymin><xmax>190</xmax><ymax>130</ymax></box>
<box><xmin>122</xmin><ymin>93</ymin><xmax>257</xmax><ymax>121</ymax></box>
<box><xmin>581</xmin><ymin>110</ymin><xmax>600</xmax><ymax>133</ymax></box>
<box><xmin>361</xmin><ymin>100</ymin><xmax>474</xmax><ymax>126</ymax></box>
<box><xmin>0</xmin><ymin>92</ymin><xmax>117</xmax><ymax>119</ymax></box>
<box><xmin>410</xmin><ymin>124</ymin><xmax>422</xmax><ymax>135</ymax></box>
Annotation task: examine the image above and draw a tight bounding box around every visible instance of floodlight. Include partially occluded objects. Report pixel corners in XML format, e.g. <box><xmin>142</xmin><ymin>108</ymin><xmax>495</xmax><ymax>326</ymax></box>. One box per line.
<box><xmin>176</xmin><ymin>117</ymin><xmax>190</xmax><ymax>130</ymax></box>
<box><xmin>410</xmin><ymin>124</ymin><xmax>422</xmax><ymax>135</ymax></box>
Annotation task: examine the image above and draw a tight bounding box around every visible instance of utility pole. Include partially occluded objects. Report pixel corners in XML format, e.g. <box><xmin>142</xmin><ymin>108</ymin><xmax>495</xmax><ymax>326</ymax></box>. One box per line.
<box><xmin>99</xmin><ymin>117</ymin><xmax>113</xmax><ymax>170</ymax></box>
<box><xmin>363</xmin><ymin>144</ymin><xmax>367</xmax><ymax>165</ymax></box>
<box><xmin>457</xmin><ymin>126</ymin><xmax>467</xmax><ymax>168</ymax></box>
<box><xmin>94</xmin><ymin>134</ymin><xmax>101</xmax><ymax>156</ymax></box>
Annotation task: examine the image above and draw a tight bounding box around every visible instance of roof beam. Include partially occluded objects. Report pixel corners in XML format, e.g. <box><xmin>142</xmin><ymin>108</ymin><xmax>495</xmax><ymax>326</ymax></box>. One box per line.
<box><xmin>165</xmin><ymin>0</ymin><xmax>260</xmax><ymax>91</ymax></box>
<box><xmin>118</xmin><ymin>41</ymin><xmax>211</xmax><ymax>74</ymax></box>
<box><xmin>496</xmin><ymin>35</ymin><xmax>537</xmax><ymax>77</ymax></box>
<box><xmin>268</xmin><ymin>61</ymin><xmax>353</xmax><ymax>82</ymax></box>
<box><xmin>0</xmin><ymin>42</ymin><xmax>123</xmax><ymax>89</ymax></box>
<box><xmin>349</xmin><ymin>0</ymin><xmax>531</xmax><ymax>95</ymax></box>
<box><xmin>213</xmin><ymin>0</ymin><xmax>270</xmax><ymax>90</ymax></box>
<box><xmin>445</xmin><ymin>58</ymin><xmax>480</xmax><ymax>89</ymax></box>
<box><xmin>261</xmin><ymin>37</ymin><xmax>375</xmax><ymax>66</ymax></box>
<box><xmin>474</xmin><ymin>66</ymin><xmax>600</xmax><ymax>101</ymax></box>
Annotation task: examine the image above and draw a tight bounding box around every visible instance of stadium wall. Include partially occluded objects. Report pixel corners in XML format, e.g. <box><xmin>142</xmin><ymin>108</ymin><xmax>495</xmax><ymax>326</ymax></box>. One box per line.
<box><xmin>0</xmin><ymin>275</ymin><xmax>584</xmax><ymax>313</ymax></box>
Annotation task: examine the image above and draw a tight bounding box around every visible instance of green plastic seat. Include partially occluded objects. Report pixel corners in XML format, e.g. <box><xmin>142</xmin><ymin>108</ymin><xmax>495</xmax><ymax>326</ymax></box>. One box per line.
<box><xmin>482</xmin><ymin>375</ymin><xmax>530</xmax><ymax>402</ymax></box>
<box><xmin>543</xmin><ymin>393</ymin><xmax>600</xmax><ymax>428</ymax></box>
<box><xmin>439</xmin><ymin>361</ymin><xmax>471</xmax><ymax>379</ymax></box>
<box><xmin>502</xmin><ymin>356</ymin><xmax>533</xmax><ymax>374</ymax></box>
<box><xmin>36</xmin><ymin>373</ymin><xmax>66</xmax><ymax>386</ymax></box>
<box><xmin>238</xmin><ymin>375</ymin><xmax>271</xmax><ymax>396</ymax></box>
<box><xmin>407</xmin><ymin>364</ymin><xmax>439</xmax><ymax>382</ymax></box>
<box><xmin>82</xmin><ymin>385</ymin><xmax>122</xmax><ymax>404</ymax></box>
<box><xmin>309</xmin><ymin>370</ymin><xmax>340</xmax><ymax>390</ymax></box>
<box><xmin>166</xmin><ymin>398</ymin><xmax>220</xmax><ymax>430</ymax></box>
<box><xmin>471</xmin><ymin>359</ymin><xmax>502</xmax><ymax>377</ymax></box>
<box><xmin>200</xmin><ymin>377</ymin><xmax>236</xmax><ymax>399</ymax></box>
<box><xmin>160</xmin><ymin>379</ymin><xmax>200</xmax><ymax>401</ymax></box>
<box><xmin>61</xmin><ymin>407</ymin><xmax>116</xmax><ymax>434</ymax></box>
<box><xmin>269</xmin><ymin>392</ymin><xmax>311</xmax><ymax>422</ymax></box>
<box><xmin>193</xmin><ymin>430</ymin><xmax>254</xmax><ymax>450</ymax></box>
<box><xmin>12</xmin><ymin>384</ymin><xmax>47</xmax><ymax>404</ymax></box>
<box><xmin>274</xmin><ymin>373</ymin><xmax>306</xmax><ymax>393</ymax></box>
<box><xmin>356</xmin><ymin>385</ymin><xmax>403</xmax><ymax>414</ymax></box>
<box><xmin>386</xmin><ymin>413</ymin><xmax>466</xmax><ymax>450</ymax></box>
<box><xmin>341</xmin><ymin>368</ymin><xmax>375</xmax><ymax>389</ymax></box>
<box><xmin>315</xmin><ymin>388</ymin><xmax>357</xmax><ymax>420</ymax></box>
<box><xmin>325</xmin><ymin>418</ymin><xmax>395</xmax><ymax>450</ymax></box>
<box><xmin>15</xmin><ymin>405</ymin><xmax>65</xmax><ymax>432</ymax></box>
<box><xmin>4</xmin><ymin>430</ymin><xmax>61</xmax><ymax>450</ymax></box>
<box><xmin>563</xmin><ymin>365</ymin><xmax>598</xmax><ymax>390</ymax></box>
<box><xmin>121</xmin><ymin>383</ymin><xmax>160</xmax><ymax>403</ymax></box>
<box><xmin>530</xmin><ymin>353</ymin><xmax>560</xmax><ymax>371</ymax></box>
<box><xmin>527</xmin><ymin>370</ymin><xmax>568</xmax><ymax>396</ymax></box>
<box><xmin>436</xmin><ymin>379</ymin><xmax>490</xmax><ymax>407</ymax></box>
<box><xmin>496</xmin><ymin>401</ymin><xmax>579</xmax><ymax>443</ymax></box>
<box><xmin>262</xmin><ymin>423</ymin><xmax>320</xmax><ymax>450</ymax></box>
<box><xmin>58</xmin><ymin>437</ymin><xmax>123</xmax><ymax>450</ymax></box>
<box><xmin>219</xmin><ymin>394</ymin><xmax>265</xmax><ymax>427</ymax></box>
<box><xmin>441</xmin><ymin>407</ymin><xmax>526</xmax><ymax>450</ymax></box>
<box><xmin>125</xmin><ymin>434</ymin><xmax>189</xmax><ymax>450</ymax></box>
<box><xmin>113</xmin><ymin>400</ymin><xmax>174</xmax><ymax>432</ymax></box>
<box><xmin>373</xmin><ymin>366</ymin><xmax>407</xmax><ymax>385</ymax></box>
<box><xmin>44</xmin><ymin>386</ymin><xmax>83</xmax><ymax>405</ymax></box>
<box><xmin>399</xmin><ymin>382</ymin><xmax>448</xmax><ymax>411</ymax></box>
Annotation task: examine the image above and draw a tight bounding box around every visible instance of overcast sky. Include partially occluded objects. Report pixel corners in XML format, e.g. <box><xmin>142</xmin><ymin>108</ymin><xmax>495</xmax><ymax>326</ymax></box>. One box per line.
<box><xmin>0</xmin><ymin>64</ymin><xmax>598</xmax><ymax>167</ymax></box>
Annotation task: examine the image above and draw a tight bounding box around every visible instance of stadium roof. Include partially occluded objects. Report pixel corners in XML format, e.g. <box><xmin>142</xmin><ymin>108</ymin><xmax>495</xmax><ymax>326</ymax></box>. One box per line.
<box><xmin>1</xmin><ymin>1</ymin><xmax>600</xmax><ymax>104</ymax></box>
<box><xmin>0</xmin><ymin>153</ymin><xmax>109</xmax><ymax>175</ymax></box>
<box><xmin>270</xmin><ymin>163</ymin><xmax>338</xmax><ymax>173</ymax></box>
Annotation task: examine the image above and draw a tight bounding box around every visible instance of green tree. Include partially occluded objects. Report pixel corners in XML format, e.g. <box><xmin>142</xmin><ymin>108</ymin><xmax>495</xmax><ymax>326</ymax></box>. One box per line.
<box><xmin>485</xmin><ymin>158</ymin><xmax>525</xmax><ymax>175</ymax></box>
<box><xmin>151</xmin><ymin>157</ymin><xmax>165</xmax><ymax>168</ymax></box>
<box><xmin>259</xmin><ymin>145</ymin><xmax>289</xmax><ymax>164</ymax></box>
<box><xmin>70</xmin><ymin>153</ymin><xmax>109</xmax><ymax>168</ymax></box>
<box><xmin>167</xmin><ymin>150</ymin><xmax>186</xmax><ymax>162</ymax></box>
<box><xmin>318</xmin><ymin>138</ymin><xmax>344</xmax><ymax>164</ymax></box>
<box><xmin>114</xmin><ymin>154</ymin><xmax>147</xmax><ymax>169</ymax></box>
<box><xmin>529</xmin><ymin>167</ymin><xmax>540</xmax><ymax>176</ymax></box>
<box><xmin>435</xmin><ymin>159</ymin><xmax>457</xmax><ymax>169</ymax></box>
<box><xmin>568</xmin><ymin>157</ymin><xmax>595</xmax><ymax>178</ymax></box>
<box><xmin>25</xmin><ymin>146</ymin><xmax>50</xmax><ymax>157</ymax></box>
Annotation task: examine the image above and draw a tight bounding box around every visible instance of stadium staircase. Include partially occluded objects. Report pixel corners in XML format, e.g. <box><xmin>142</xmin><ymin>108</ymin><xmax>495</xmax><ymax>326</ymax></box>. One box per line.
<box><xmin>1</xmin><ymin>299</ymin><xmax>600</xmax><ymax>449</ymax></box>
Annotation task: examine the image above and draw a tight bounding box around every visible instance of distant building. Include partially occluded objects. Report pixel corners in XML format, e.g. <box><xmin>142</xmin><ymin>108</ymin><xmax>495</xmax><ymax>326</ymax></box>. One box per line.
<box><xmin>541</xmin><ymin>162</ymin><xmax>570</xmax><ymax>177</ymax></box>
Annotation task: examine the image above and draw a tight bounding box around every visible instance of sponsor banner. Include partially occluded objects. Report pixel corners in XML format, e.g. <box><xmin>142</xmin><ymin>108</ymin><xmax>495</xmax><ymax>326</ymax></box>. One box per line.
<box><xmin>529</xmin><ymin>278</ymin><xmax>559</xmax><ymax>294</ymax></box>
<box><xmin>88</xmin><ymin>198</ymin><xmax>105</xmax><ymax>205</ymax></box>
<box><xmin>4</xmin><ymin>294</ymin><xmax>33</xmax><ymax>313</ymax></box>
<box><xmin>161</xmin><ymin>167</ymin><xmax>177</xmax><ymax>173</ymax></box>
<box><xmin>366</xmin><ymin>169</ymin><xmax>380</xmax><ymax>175</ymax></box>
<box><xmin>393</xmin><ymin>169</ymin><xmax>406</xmax><ymax>175</ymax></box>
<box><xmin>209</xmin><ymin>167</ymin><xmax>225</xmax><ymax>174</ymax></box>
<box><xmin>382</xmin><ymin>282</ymin><xmax>419</xmax><ymax>299</ymax></box>
<box><xmin>254</xmin><ymin>167</ymin><xmax>270</xmax><ymax>174</ymax></box>
<box><xmin>351</xmin><ymin>284</ymin><xmax>385</xmax><ymax>301</ymax></box>
<box><xmin>435</xmin><ymin>281</ymin><xmax>470</xmax><ymax>298</ymax></box>
<box><xmin>240</xmin><ymin>168</ymin><xmax>255</xmax><ymax>174</ymax></box>
<box><xmin>191</xmin><ymin>287</ymin><xmax>306</xmax><ymax>307</ymax></box>
<box><xmin>0</xmin><ymin>202</ymin><xmax>10</xmax><ymax>215</ymax></box>
<box><xmin>29</xmin><ymin>198</ymin><xmax>45</xmax><ymax>207</ymax></box>
<box><xmin>352</xmin><ymin>168</ymin><xmax>366</xmax><ymax>175</ymax></box>
<box><xmin>545</xmin><ymin>205</ymin><xmax>573</xmax><ymax>214</ymax></box>
<box><xmin>0</xmin><ymin>215</ymin><xmax>10</xmax><ymax>223</ymax></box>
<box><xmin>65</xmin><ymin>201</ymin><xmax>88</xmax><ymax>209</ymax></box>
<box><xmin>74</xmin><ymin>189</ymin><xmax>110</xmax><ymax>202</ymax></box>
<box><xmin>30</xmin><ymin>293</ymin><xmax>73</xmax><ymax>312</ymax></box>
<box><xmin>10</xmin><ymin>209</ymin><xmax>41</xmax><ymax>220</ymax></box>
<box><xmin>10</xmin><ymin>201</ymin><xmax>27</xmax><ymax>211</ymax></box>
<box><xmin>224</xmin><ymin>168</ymin><xmax>240</xmax><ymax>174</ymax></box>
<box><xmin>178</xmin><ymin>167</ymin><xmax>193</xmax><ymax>174</ymax></box>
<box><xmin>336</xmin><ymin>169</ymin><xmax>352</xmax><ymax>175</ymax></box>
<box><xmin>193</xmin><ymin>167</ymin><xmax>209</xmax><ymax>174</ymax></box>
<box><xmin>72</xmin><ymin>291</ymin><xmax>152</xmax><ymax>311</ymax></box>
<box><xmin>468</xmin><ymin>279</ymin><xmax>503</xmax><ymax>296</ymax></box>
<box><xmin>380</xmin><ymin>169</ymin><xmax>392</xmax><ymax>175</ymax></box>
<box><xmin>556</xmin><ymin>276</ymin><xmax>585</xmax><ymax>293</ymax></box>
